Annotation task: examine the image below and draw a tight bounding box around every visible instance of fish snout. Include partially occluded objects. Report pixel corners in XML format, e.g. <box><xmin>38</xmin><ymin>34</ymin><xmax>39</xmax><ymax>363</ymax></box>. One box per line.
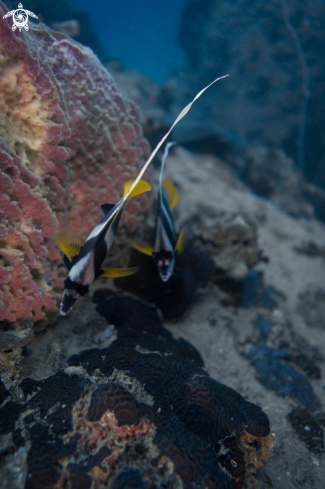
<box><xmin>161</xmin><ymin>274</ymin><xmax>170</xmax><ymax>282</ymax></box>
<box><xmin>59</xmin><ymin>289</ymin><xmax>80</xmax><ymax>316</ymax></box>
<box><xmin>155</xmin><ymin>255</ymin><xmax>175</xmax><ymax>283</ymax></box>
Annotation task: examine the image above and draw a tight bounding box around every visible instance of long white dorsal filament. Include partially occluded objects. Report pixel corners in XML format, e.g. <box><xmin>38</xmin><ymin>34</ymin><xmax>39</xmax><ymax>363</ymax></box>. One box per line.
<box><xmin>123</xmin><ymin>73</ymin><xmax>229</xmax><ymax>203</ymax></box>
<box><xmin>80</xmin><ymin>74</ymin><xmax>229</xmax><ymax>243</ymax></box>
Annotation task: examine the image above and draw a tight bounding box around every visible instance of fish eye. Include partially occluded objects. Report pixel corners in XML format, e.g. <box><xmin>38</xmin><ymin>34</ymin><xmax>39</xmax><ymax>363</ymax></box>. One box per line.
<box><xmin>165</xmin><ymin>259</ymin><xmax>171</xmax><ymax>265</ymax></box>
<box><xmin>158</xmin><ymin>259</ymin><xmax>163</xmax><ymax>266</ymax></box>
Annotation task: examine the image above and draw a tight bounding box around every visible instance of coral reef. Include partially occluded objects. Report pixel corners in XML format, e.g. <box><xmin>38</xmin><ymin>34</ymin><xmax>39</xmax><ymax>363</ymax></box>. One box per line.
<box><xmin>0</xmin><ymin>1</ymin><xmax>149</xmax><ymax>323</ymax></box>
<box><xmin>177</xmin><ymin>0</ymin><xmax>325</xmax><ymax>184</ymax></box>
<box><xmin>0</xmin><ymin>292</ymin><xmax>273</xmax><ymax>489</ymax></box>
<box><xmin>28</xmin><ymin>0</ymin><xmax>108</xmax><ymax>61</ymax></box>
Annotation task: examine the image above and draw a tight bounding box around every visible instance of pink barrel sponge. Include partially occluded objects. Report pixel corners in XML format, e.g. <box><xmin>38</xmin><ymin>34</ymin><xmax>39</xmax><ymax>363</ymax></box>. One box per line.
<box><xmin>0</xmin><ymin>2</ymin><xmax>150</xmax><ymax>323</ymax></box>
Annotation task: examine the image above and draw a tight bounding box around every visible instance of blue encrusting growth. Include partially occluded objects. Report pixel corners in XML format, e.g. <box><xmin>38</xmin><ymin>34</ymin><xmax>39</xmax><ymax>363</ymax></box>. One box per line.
<box><xmin>238</xmin><ymin>270</ymin><xmax>285</xmax><ymax>308</ymax></box>
<box><xmin>247</xmin><ymin>315</ymin><xmax>321</xmax><ymax>411</ymax></box>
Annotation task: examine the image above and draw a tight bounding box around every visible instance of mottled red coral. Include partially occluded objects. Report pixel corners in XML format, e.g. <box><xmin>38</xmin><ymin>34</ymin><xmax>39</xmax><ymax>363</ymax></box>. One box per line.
<box><xmin>0</xmin><ymin>1</ymin><xmax>150</xmax><ymax>322</ymax></box>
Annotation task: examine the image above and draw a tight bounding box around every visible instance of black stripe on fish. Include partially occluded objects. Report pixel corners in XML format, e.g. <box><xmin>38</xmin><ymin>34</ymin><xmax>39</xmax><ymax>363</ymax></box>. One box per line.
<box><xmin>157</xmin><ymin>188</ymin><xmax>177</xmax><ymax>248</ymax></box>
<box><xmin>101</xmin><ymin>203</ymin><xmax>115</xmax><ymax>218</ymax></box>
<box><xmin>73</xmin><ymin>204</ymin><xmax>124</xmax><ymax>273</ymax></box>
<box><xmin>93</xmin><ymin>238</ymin><xmax>108</xmax><ymax>272</ymax></box>
<box><xmin>63</xmin><ymin>276</ymin><xmax>89</xmax><ymax>296</ymax></box>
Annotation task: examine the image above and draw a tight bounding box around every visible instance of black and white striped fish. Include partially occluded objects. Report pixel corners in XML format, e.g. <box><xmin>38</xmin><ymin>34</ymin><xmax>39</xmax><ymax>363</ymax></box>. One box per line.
<box><xmin>132</xmin><ymin>143</ymin><xmax>186</xmax><ymax>282</ymax></box>
<box><xmin>56</xmin><ymin>179</ymin><xmax>150</xmax><ymax>316</ymax></box>
<box><xmin>55</xmin><ymin>73</ymin><xmax>229</xmax><ymax>314</ymax></box>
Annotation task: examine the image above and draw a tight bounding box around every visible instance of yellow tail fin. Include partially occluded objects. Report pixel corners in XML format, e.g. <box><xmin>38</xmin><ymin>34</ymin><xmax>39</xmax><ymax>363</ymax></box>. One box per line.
<box><xmin>123</xmin><ymin>179</ymin><xmax>151</xmax><ymax>200</ymax></box>
<box><xmin>55</xmin><ymin>230</ymin><xmax>81</xmax><ymax>261</ymax></box>
<box><xmin>99</xmin><ymin>266</ymin><xmax>140</xmax><ymax>278</ymax></box>
<box><xmin>131</xmin><ymin>240</ymin><xmax>154</xmax><ymax>256</ymax></box>
<box><xmin>163</xmin><ymin>178</ymin><xmax>180</xmax><ymax>209</ymax></box>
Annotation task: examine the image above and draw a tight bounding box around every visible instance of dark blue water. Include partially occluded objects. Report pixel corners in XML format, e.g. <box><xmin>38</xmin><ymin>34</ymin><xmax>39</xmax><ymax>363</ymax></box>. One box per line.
<box><xmin>68</xmin><ymin>0</ymin><xmax>186</xmax><ymax>82</ymax></box>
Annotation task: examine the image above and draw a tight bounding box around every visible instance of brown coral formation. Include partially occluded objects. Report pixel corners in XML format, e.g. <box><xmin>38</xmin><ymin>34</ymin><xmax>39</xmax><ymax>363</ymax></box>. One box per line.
<box><xmin>0</xmin><ymin>1</ymin><xmax>150</xmax><ymax>323</ymax></box>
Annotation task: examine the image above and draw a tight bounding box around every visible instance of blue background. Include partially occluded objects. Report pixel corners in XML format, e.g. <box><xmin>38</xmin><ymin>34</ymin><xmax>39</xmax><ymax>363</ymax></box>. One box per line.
<box><xmin>68</xmin><ymin>0</ymin><xmax>187</xmax><ymax>82</ymax></box>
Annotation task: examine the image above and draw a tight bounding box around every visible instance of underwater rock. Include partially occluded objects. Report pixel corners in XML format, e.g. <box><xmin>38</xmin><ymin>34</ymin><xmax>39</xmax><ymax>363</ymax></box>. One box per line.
<box><xmin>193</xmin><ymin>213</ymin><xmax>264</xmax><ymax>281</ymax></box>
<box><xmin>244</xmin><ymin>146</ymin><xmax>325</xmax><ymax>221</ymax></box>
<box><xmin>0</xmin><ymin>327</ymin><xmax>34</xmax><ymax>352</ymax></box>
<box><xmin>0</xmin><ymin>1</ymin><xmax>149</xmax><ymax>322</ymax></box>
<box><xmin>114</xmin><ymin>243</ymin><xmax>215</xmax><ymax>320</ymax></box>
<box><xmin>0</xmin><ymin>292</ymin><xmax>273</xmax><ymax>489</ymax></box>
<box><xmin>0</xmin><ymin>347</ymin><xmax>23</xmax><ymax>403</ymax></box>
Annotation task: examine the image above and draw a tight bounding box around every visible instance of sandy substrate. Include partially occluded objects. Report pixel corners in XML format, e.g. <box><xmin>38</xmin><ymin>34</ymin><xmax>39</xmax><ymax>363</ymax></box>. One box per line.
<box><xmin>164</xmin><ymin>147</ymin><xmax>325</xmax><ymax>488</ymax></box>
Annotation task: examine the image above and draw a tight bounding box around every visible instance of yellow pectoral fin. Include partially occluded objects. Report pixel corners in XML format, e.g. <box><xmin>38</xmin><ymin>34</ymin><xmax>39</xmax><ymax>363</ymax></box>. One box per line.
<box><xmin>123</xmin><ymin>179</ymin><xmax>151</xmax><ymax>200</ymax></box>
<box><xmin>163</xmin><ymin>177</ymin><xmax>180</xmax><ymax>209</ymax></box>
<box><xmin>131</xmin><ymin>240</ymin><xmax>154</xmax><ymax>256</ymax></box>
<box><xmin>175</xmin><ymin>227</ymin><xmax>187</xmax><ymax>254</ymax></box>
<box><xmin>99</xmin><ymin>266</ymin><xmax>140</xmax><ymax>278</ymax></box>
<box><xmin>55</xmin><ymin>230</ymin><xmax>81</xmax><ymax>261</ymax></box>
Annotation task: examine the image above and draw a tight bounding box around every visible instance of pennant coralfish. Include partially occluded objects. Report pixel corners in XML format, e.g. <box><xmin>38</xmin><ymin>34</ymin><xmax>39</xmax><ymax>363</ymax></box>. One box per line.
<box><xmin>131</xmin><ymin>142</ymin><xmax>186</xmax><ymax>282</ymax></box>
<box><xmin>56</xmin><ymin>179</ymin><xmax>150</xmax><ymax>316</ymax></box>
<box><xmin>55</xmin><ymin>73</ymin><xmax>229</xmax><ymax>315</ymax></box>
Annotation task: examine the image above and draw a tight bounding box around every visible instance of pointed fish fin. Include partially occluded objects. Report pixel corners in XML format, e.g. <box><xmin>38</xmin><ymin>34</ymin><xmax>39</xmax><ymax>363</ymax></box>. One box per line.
<box><xmin>131</xmin><ymin>240</ymin><xmax>154</xmax><ymax>256</ymax></box>
<box><xmin>55</xmin><ymin>230</ymin><xmax>81</xmax><ymax>261</ymax></box>
<box><xmin>99</xmin><ymin>266</ymin><xmax>140</xmax><ymax>278</ymax></box>
<box><xmin>123</xmin><ymin>179</ymin><xmax>151</xmax><ymax>200</ymax></box>
<box><xmin>175</xmin><ymin>227</ymin><xmax>188</xmax><ymax>254</ymax></box>
<box><xmin>163</xmin><ymin>178</ymin><xmax>180</xmax><ymax>209</ymax></box>
<box><xmin>101</xmin><ymin>203</ymin><xmax>115</xmax><ymax>218</ymax></box>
